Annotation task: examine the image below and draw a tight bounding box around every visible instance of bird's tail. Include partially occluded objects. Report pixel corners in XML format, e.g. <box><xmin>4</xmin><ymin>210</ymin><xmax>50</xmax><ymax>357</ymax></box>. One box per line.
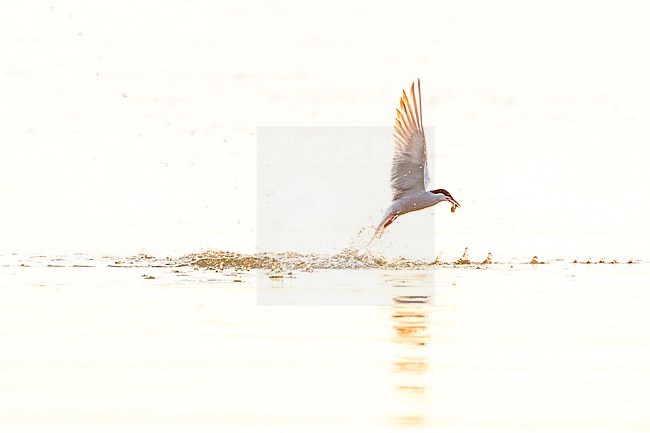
<box><xmin>363</xmin><ymin>213</ymin><xmax>396</xmax><ymax>249</ymax></box>
<box><xmin>363</xmin><ymin>225</ymin><xmax>385</xmax><ymax>249</ymax></box>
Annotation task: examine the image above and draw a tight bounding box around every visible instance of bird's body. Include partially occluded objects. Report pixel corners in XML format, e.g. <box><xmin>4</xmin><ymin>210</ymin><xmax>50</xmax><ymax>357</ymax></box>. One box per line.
<box><xmin>368</xmin><ymin>80</ymin><xmax>459</xmax><ymax>245</ymax></box>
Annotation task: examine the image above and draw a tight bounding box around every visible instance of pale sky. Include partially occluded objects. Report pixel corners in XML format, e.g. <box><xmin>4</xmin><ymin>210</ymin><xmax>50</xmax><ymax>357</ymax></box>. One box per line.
<box><xmin>1</xmin><ymin>1</ymin><xmax>649</xmax><ymax>258</ymax></box>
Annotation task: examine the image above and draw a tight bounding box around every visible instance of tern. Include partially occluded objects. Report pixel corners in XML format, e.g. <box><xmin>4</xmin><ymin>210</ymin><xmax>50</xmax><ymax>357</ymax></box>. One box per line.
<box><xmin>368</xmin><ymin>79</ymin><xmax>460</xmax><ymax>244</ymax></box>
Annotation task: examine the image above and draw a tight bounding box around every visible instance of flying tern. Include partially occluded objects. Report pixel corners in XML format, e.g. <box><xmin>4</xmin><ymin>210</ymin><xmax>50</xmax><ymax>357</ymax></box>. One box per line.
<box><xmin>368</xmin><ymin>79</ymin><xmax>460</xmax><ymax>244</ymax></box>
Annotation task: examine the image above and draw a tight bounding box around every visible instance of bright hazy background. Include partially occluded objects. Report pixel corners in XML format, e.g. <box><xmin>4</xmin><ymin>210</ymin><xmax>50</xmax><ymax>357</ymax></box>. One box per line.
<box><xmin>1</xmin><ymin>0</ymin><xmax>649</xmax><ymax>260</ymax></box>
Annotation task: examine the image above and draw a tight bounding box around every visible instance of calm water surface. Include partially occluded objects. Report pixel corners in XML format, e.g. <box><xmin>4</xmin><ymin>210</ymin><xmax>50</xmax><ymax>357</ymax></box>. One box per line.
<box><xmin>1</xmin><ymin>254</ymin><xmax>649</xmax><ymax>432</ymax></box>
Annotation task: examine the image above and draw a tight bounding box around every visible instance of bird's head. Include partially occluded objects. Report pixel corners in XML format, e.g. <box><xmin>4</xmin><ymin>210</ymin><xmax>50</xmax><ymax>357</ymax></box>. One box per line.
<box><xmin>430</xmin><ymin>189</ymin><xmax>461</xmax><ymax>212</ymax></box>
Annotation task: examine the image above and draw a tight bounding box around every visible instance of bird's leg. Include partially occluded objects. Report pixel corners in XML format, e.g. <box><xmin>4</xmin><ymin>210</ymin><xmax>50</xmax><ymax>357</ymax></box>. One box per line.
<box><xmin>374</xmin><ymin>214</ymin><xmax>398</xmax><ymax>240</ymax></box>
<box><xmin>364</xmin><ymin>214</ymin><xmax>399</xmax><ymax>248</ymax></box>
<box><xmin>383</xmin><ymin>215</ymin><xmax>397</xmax><ymax>229</ymax></box>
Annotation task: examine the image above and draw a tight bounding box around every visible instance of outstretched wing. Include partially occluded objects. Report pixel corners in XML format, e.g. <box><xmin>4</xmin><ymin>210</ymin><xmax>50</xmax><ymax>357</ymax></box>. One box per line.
<box><xmin>390</xmin><ymin>79</ymin><xmax>430</xmax><ymax>201</ymax></box>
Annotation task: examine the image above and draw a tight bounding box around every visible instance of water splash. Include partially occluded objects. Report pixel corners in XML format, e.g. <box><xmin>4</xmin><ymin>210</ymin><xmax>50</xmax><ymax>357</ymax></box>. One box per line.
<box><xmin>482</xmin><ymin>252</ymin><xmax>493</xmax><ymax>265</ymax></box>
<box><xmin>183</xmin><ymin>247</ymin><xmax>501</xmax><ymax>271</ymax></box>
<box><xmin>455</xmin><ymin>247</ymin><xmax>471</xmax><ymax>265</ymax></box>
<box><xmin>185</xmin><ymin>248</ymin><xmax>408</xmax><ymax>271</ymax></box>
<box><xmin>3</xmin><ymin>250</ymin><xmax>634</xmax><ymax>272</ymax></box>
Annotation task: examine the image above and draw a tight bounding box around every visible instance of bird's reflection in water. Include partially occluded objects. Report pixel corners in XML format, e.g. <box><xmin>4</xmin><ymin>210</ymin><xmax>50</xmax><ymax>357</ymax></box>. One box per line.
<box><xmin>389</xmin><ymin>291</ymin><xmax>432</xmax><ymax>428</ymax></box>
